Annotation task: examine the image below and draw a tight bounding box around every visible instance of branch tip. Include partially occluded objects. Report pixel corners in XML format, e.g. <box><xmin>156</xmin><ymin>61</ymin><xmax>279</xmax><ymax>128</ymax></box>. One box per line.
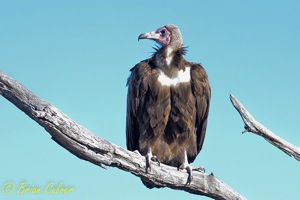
<box><xmin>231</xmin><ymin>94</ymin><xmax>300</xmax><ymax>162</ymax></box>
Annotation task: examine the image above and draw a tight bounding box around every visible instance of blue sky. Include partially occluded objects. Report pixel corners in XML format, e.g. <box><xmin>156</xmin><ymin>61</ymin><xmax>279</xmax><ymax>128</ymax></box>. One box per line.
<box><xmin>1</xmin><ymin>1</ymin><xmax>300</xmax><ymax>199</ymax></box>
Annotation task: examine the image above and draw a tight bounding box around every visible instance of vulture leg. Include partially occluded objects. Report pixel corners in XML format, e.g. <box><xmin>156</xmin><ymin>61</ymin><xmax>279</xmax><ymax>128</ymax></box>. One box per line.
<box><xmin>178</xmin><ymin>150</ymin><xmax>205</xmax><ymax>185</ymax></box>
<box><xmin>145</xmin><ymin>150</ymin><xmax>160</xmax><ymax>173</ymax></box>
<box><xmin>179</xmin><ymin>163</ymin><xmax>193</xmax><ymax>185</ymax></box>
<box><xmin>178</xmin><ymin>150</ymin><xmax>193</xmax><ymax>184</ymax></box>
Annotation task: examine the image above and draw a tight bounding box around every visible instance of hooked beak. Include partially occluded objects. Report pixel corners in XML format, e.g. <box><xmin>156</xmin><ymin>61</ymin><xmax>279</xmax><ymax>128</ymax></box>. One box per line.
<box><xmin>138</xmin><ymin>31</ymin><xmax>160</xmax><ymax>41</ymax></box>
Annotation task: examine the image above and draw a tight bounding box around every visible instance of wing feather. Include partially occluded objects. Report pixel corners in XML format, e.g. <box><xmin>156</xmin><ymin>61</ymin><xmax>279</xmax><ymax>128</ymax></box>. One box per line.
<box><xmin>190</xmin><ymin>63</ymin><xmax>211</xmax><ymax>154</ymax></box>
<box><xmin>126</xmin><ymin>61</ymin><xmax>152</xmax><ymax>151</ymax></box>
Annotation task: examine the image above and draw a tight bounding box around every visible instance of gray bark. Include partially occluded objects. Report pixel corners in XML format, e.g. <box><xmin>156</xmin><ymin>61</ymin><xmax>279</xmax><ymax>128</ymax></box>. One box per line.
<box><xmin>230</xmin><ymin>94</ymin><xmax>300</xmax><ymax>161</ymax></box>
<box><xmin>0</xmin><ymin>71</ymin><xmax>246</xmax><ymax>200</ymax></box>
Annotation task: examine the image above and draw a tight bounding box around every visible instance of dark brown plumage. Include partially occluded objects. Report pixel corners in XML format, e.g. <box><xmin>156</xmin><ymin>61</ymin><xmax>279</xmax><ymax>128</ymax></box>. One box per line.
<box><xmin>126</xmin><ymin>24</ymin><xmax>210</xmax><ymax>186</ymax></box>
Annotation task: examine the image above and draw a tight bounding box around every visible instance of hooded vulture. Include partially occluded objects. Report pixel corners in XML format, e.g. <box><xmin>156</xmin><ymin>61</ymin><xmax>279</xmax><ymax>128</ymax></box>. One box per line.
<box><xmin>126</xmin><ymin>24</ymin><xmax>211</xmax><ymax>185</ymax></box>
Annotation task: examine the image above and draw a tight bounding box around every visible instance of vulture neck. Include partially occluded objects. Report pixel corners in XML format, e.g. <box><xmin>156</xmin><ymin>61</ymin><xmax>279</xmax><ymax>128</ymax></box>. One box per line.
<box><xmin>154</xmin><ymin>46</ymin><xmax>186</xmax><ymax>78</ymax></box>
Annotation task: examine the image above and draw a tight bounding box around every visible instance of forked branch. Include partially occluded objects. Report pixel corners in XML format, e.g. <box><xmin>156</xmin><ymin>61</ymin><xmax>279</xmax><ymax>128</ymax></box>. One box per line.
<box><xmin>0</xmin><ymin>71</ymin><xmax>246</xmax><ymax>200</ymax></box>
<box><xmin>230</xmin><ymin>94</ymin><xmax>300</xmax><ymax>161</ymax></box>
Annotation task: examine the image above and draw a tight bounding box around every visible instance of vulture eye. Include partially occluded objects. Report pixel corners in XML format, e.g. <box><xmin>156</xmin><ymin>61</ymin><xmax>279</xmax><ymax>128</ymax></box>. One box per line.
<box><xmin>160</xmin><ymin>29</ymin><xmax>166</xmax><ymax>35</ymax></box>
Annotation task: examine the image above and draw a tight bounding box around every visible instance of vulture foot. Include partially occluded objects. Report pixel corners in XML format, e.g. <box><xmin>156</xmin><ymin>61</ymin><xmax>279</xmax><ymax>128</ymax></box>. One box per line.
<box><xmin>145</xmin><ymin>153</ymin><xmax>160</xmax><ymax>173</ymax></box>
<box><xmin>193</xmin><ymin>165</ymin><xmax>205</xmax><ymax>173</ymax></box>
<box><xmin>178</xmin><ymin>164</ymin><xmax>205</xmax><ymax>185</ymax></box>
<box><xmin>133</xmin><ymin>150</ymin><xmax>142</xmax><ymax>156</ymax></box>
<box><xmin>178</xmin><ymin>163</ymin><xmax>193</xmax><ymax>185</ymax></box>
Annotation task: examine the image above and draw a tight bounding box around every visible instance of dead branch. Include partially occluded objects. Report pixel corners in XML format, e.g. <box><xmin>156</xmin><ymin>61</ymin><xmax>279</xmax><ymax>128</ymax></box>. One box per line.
<box><xmin>0</xmin><ymin>71</ymin><xmax>246</xmax><ymax>200</ymax></box>
<box><xmin>230</xmin><ymin>94</ymin><xmax>300</xmax><ymax>161</ymax></box>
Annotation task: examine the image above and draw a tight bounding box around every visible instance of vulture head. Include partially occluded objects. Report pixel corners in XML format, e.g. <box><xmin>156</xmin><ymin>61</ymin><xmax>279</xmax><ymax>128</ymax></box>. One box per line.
<box><xmin>138</xmin><ymin>24</ymin><xmax>183</xmax><ymax>50</ymax></box>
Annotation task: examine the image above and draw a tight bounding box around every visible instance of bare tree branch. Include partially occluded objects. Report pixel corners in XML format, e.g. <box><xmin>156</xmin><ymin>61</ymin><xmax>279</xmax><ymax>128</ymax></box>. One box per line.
<box><xmin>0</xmin><ymin>71</ymin><xmax>246</xmax><ymax>200</ymax></box>
<box><xmin>230</xmin><ymin>94</ymin><xmax>300</xmax><ymax>161</ymax></box>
